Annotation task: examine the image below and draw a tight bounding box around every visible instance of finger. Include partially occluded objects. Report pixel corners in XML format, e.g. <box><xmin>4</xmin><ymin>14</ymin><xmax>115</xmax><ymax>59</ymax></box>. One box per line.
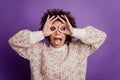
<box><xmin>64</xmin><ymin>15</ymin><xmax>73</xmax><ymax>27</ymax></box>
<box><xmin>50</xmin><ymin>16</ymin><xmax>59</xmax><ymax>23</ymax></box>
<box><xmin>59</xmin><ymin>29</ymin><xmax>66</xmax><ymax>34</ymax></box>
<box><xmin>59</xmin><ymin>29</ymin><xmax>65</xmax><ymax>34</ymax></box>
<box><xmin>61</xmin><ymin>15</ymin><xmax>64</xmax><ymax>17</ymax></box>
<box><xmin>64</xmin><ymin>15</ymin><xmax>74</xmax><ymax>33</ymax></box>
<box><xmin>64</xmin><ymin>15</ymin><xmax>70</xmax><ymax>23</ymax></box>
<box><xmin>58</xmin><ymin>15</ymin><xmax>66</xmax><ymax>24</ymax></box>
<box><xmin>49</xmin><ymin>16</ymin><xmax>55</xmax><ymax>21</ymax></box>
<box><xmin>46</xmin><ymin>15</ymin><xmax>50</xmax><ymax>21</ymax></box>
<box><xmin>58</xmin><ymin>26</ymin><xmax>66</xmax><ymax>33</ymax></box>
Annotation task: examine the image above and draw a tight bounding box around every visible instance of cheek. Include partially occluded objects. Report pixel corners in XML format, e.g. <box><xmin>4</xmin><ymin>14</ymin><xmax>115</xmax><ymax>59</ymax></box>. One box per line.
<box><xmin>50</xmin><ymin>35</ymin><xmax>54</xmax><ymax>42</ymax></box>
<box><xmin>50</xmin><ymin>32</ymin><xmax>56</xmax><ymax>38</ymax></box>
<box><xmin>62</xmin><ymin>34</ymin><xmax>67</xmax><ymax>41</ymax></box>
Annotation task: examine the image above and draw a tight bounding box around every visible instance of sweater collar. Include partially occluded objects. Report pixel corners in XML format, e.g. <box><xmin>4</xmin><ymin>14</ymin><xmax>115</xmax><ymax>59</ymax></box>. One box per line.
<box><xmin>49</xmin><ymin>44</ymin><xmax>67</xmax><ymax>51</ymax></box>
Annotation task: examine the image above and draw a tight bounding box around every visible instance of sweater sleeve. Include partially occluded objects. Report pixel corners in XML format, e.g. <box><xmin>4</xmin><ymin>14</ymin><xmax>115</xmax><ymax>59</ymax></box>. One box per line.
<box><xmin>72</xmin><ymin>26</ymin><xmax>107</xmax><ymax>56</ymax></box>
<box><xmin>8</xmin><ymin>29</ymin><xmax>45</xmax><ymax>60</ymax></box>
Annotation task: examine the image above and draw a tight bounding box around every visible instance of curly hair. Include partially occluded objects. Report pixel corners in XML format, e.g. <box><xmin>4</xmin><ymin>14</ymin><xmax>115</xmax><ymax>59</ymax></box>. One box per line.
<box><xmin>39</xmin><ymin>8</ymin><xmax>76</xmax><ymax>43</ymax></box>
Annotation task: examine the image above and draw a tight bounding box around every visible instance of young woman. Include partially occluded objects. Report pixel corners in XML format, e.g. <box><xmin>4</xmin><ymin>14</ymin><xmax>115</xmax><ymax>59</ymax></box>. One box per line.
<box><xmin>9</xmin><ymin>9</ymin><xmax>107</xmax><ymax>80</ymax></box>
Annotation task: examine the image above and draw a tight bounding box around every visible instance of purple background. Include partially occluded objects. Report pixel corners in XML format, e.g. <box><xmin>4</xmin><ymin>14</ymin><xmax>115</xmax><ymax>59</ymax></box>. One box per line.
<box><xmin>0</xmin><ymin>0</ymin><xmax>120</xmax><ymax>80</ymax></box>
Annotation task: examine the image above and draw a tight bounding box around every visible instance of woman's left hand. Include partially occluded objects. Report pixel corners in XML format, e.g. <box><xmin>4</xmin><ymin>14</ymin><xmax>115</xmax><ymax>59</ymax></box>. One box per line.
<box><xmin>58</xmin><ymin>15</ymin><xmax>73</xmax><ymax>35</ymax></box>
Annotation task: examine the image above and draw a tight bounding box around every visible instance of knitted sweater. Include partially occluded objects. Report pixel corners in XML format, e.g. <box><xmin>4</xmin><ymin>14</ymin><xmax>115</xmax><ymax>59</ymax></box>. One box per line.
<box><xmin>8</xmin><ymin>26</ymin><xmax>107</xmax><ymax>80</ymax></box>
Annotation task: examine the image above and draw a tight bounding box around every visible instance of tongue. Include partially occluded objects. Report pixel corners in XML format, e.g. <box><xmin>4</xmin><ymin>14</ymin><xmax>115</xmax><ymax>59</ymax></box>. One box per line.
<box><xmin>54</xmin><ymin>39</ymin><xmax>61</xmax><ymax>45</ymax></box>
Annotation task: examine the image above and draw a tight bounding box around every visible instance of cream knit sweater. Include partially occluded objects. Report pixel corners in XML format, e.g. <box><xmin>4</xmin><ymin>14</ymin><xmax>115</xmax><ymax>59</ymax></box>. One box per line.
<box><xmin>8</xmin><ymin>26</ymin><xmax>107</xmax><ymax>80</ymax></box>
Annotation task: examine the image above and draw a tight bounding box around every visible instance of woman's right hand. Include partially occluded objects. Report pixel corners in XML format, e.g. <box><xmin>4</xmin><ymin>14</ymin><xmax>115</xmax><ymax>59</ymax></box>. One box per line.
<box><xmin>42</xmin><ymin>15</ymin><xmax>58</xmax><ymax>37</ymax></box>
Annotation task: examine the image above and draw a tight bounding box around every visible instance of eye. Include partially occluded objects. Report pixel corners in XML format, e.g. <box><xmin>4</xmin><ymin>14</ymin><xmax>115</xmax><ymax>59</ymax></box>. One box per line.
<box><xmin>60</xmin><ymin>26</ymin><xmax>66</xmax><ymax>31</ymax></box>
<box><xmin>50</xmin><ymin>26</ymin><xmax>56</xmax><ymax>31</ymax></box>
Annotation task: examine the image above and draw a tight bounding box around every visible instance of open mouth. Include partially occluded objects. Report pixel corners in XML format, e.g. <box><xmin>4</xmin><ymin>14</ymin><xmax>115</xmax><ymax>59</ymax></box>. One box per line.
<box><xmin>54</xmin><ymin>38</ymin><xmax>62</xmax><ymax>45</ymax></box>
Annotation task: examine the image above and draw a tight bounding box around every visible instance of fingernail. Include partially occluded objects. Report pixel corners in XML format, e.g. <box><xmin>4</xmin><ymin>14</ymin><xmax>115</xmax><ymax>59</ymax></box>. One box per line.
<box><xmin>61</xmin><ymin>15</ymin><xmax>64</xmax><ymax>17</ymax></box>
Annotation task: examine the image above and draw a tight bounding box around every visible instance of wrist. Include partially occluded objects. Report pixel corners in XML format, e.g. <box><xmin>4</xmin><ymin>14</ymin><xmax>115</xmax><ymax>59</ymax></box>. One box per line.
<box><xmin>42</xmin><ymin>31</ymin><xmax>47</xmax><ymax>37</ymax></box>
<box><xmin>70</xmin><ymin>27</ymin><xmax>74</xmax><ymax>35</ymax></box>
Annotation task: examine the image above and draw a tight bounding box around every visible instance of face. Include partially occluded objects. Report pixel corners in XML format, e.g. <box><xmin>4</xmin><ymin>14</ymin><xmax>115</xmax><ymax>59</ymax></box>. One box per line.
<box><xmin>50</xmin><ymin>20</ymin><xmax>66</xmax><ymax>48</ymax></box>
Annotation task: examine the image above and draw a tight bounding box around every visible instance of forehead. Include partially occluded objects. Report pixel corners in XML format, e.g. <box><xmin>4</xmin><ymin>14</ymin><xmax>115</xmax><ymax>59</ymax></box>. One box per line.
<box><xmin>52</xmin><ymin>20</ymin><xmax>64</xmax><ymax>27</ymax></box>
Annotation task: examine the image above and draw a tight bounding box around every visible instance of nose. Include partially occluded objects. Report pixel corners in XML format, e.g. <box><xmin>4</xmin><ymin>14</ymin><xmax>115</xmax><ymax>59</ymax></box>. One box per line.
<box><xmin>56</xmin><ymin>29</ymin><xmax>61</xmax><ymax>35</ymax></box>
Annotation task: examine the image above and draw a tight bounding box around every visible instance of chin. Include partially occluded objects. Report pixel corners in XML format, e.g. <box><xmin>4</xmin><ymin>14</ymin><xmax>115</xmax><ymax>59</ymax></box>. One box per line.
<box><xmin>53</xmin><ymin>44</ymin><xmax>64</xmax><ymax>48</ymax></box>
<box><xmin>54</xmin><ymin>45</ymin><xmax>62</xmax><ymax>48</ymax></box>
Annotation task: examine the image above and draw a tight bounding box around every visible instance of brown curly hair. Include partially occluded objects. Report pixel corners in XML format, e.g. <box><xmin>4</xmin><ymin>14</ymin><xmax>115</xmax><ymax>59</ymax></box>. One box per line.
<box><xmin>39</xmin><ymin>8</ymin><xmax>76</xmax><ymax>43</ymax></box>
